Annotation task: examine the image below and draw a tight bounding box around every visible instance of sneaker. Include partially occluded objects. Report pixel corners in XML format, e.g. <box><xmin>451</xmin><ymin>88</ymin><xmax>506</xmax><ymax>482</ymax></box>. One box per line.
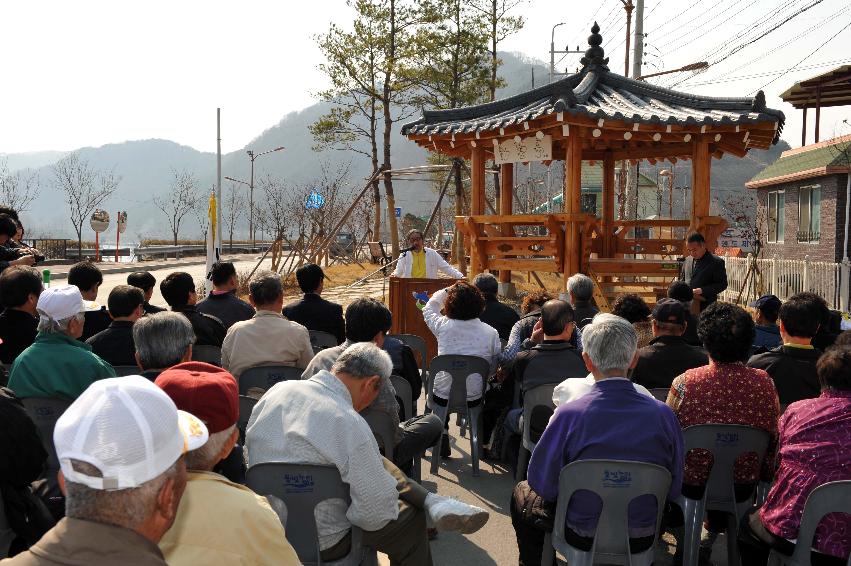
<box><xmin>440</xmin><ymin>434</ymin><xmax>451</xmax><ymax>459</ymax></box>
<box><xmin>425</xmin><ymin>495</ymin><xmax>489</xmax><ymax>534</ymax></box>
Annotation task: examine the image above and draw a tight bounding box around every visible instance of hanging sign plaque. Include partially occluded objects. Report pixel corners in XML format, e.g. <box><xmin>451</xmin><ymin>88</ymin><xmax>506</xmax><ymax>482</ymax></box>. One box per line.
<box><xmin>493</xmin><ymin>134</ymin><xmax>552</xmax><ymax>165</ymax></box>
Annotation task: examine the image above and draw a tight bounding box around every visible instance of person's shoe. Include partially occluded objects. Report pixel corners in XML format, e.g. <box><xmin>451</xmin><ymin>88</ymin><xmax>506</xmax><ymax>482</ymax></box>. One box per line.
<box><xmin>440</xmin><ymin>434</ymin><xmax>451</xmax><ymax>459</ymax></box>
<box><xmin>425</xmin><ymin>494</ymin><xmax>489</xmax><ymax>534</ymax></box>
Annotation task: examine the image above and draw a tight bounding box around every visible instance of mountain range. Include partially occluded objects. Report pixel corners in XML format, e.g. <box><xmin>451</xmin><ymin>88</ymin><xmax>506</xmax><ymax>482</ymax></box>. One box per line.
<box><xmin>3</xmin><ymin>51</ymin><xmax>788</xmax><ymax>241</ymax></box>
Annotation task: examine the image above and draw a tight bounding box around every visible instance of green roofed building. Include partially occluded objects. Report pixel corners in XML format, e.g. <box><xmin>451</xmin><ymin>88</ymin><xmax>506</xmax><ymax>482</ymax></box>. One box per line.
<box><xmin>532</xmin><ymin>164</ymin><xmax>657</xmax><ymax>215</ymax></box>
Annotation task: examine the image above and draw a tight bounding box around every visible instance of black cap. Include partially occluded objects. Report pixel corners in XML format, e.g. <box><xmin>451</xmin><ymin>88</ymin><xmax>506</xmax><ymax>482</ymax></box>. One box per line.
<box><xmin>667</xmin><ymin>281</ymin><xmax>694</xmax><ymax>302</ymax></box>
<box><xmin>749</xmin><ymin>294</ymin><xmax>781</xmax><ymax>316</ymax></box>
<box><xmin>652</xmin><ymin>298</ymin><xmax>687</xmax><ymax>325</ymax></box>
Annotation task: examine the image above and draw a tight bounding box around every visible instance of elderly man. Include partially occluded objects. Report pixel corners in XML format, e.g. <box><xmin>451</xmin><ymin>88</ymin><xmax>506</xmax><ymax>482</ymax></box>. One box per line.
<box><xmin>302</xmin><ymin>298</ymin><xmax>443</xmax><ymax>476</ymax></box>
<box><xmin>667</xmin><ymin>281</ymin><xmax>701</xmax><ymax>346</ymax></box>
<box><xmin>630</xmin><ymin>299</ymin><xmax>707</xmax><ymax>391</ymax></box>
<box><xmin>8</xmin><ymin>285</ymin><xmax>116</xmax><ymax>400</ymax></box>
<box><xmin>86</xmin><ymin>285</ymin><xmax>145</xmax><ymax>366</ymax></box>
<box><xmin>748</xmin><ymin>292</ymin><xmax>824</xmax><ymax>405</ymax></box>
<box><xmin>127</xmin><ymin>271</ymin><xmax>166</xmax><ymax>315</ymax></box>
<box><xmin>222</xmin><ymin>272</ymin><xmax>313</xmax><ymax>378</ymax></box>
<box><xmin>196</xmin><ymin>262</ymin><xmax>255</xmax><ymax>330</ymax></box>
<box><xmin>67</xmin><ymin>261</ymin><xmax>112</xmax><ymax>341</ymax></box>
<box><xmin>0</xmin><ymin>266</ymin><xmax>42</xmax><ymax>364</ymax></box>
<box><xmin>566</xmin><ymin>273</ymin><xmax>598</xmax><ymax>328</ymax></box>
<box><xmin>749</xmin><ymin>294</ymin><xmax>782</xmax><ymax>353</ymax></box>
<box><xmin>160</xmin><ymin>272</ymin><xmax>226</xmax><ymax>347</ymax></box>
<box><xmin>248</xmin><ymin>343</ymin><xmax>488</xmax><ymax>566</ymax></box>
<box><xmin>133</xmin><ymin>312</ymin><xmax>196</xmax><ymax>382</ymax></box>
<box><xmin>156</xmin><ymin>363</ymin><xmax>299</xmax><ymax>565</ymax></box>
<box><xmin>392</xmin><ymin>229</ymin><xmax>463</xmax><ymax>279</ymax></box>
<box><xmin>474</xmin><ymin>273</ymin><xmax>519</xmax><ymax>341</ymax></box>
<box><xmin>1</xmin><ymin>375</ymin><xmax>207</xmax><ymax>565</ymax></box>
<box><xmin>511</xmin><ymin>314</ymin><xmax>684</xmax><ymax>565</ymax></box>
<box><xmin>282</xmin><ymin>263</ymin><xmax>345</xmax><ymax>344</ymax></box>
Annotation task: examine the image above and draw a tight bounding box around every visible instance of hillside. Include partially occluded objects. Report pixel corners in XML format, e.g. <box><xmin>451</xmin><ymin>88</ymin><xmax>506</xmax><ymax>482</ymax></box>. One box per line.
<box><xmin>7</xmin><ymin>51</ymin><xmax>785</xmax><ymax>240</ymax></box>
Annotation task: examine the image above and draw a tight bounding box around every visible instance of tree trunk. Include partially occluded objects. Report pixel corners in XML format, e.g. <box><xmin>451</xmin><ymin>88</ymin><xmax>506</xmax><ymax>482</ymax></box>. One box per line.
<box><xmin>453</xmin><ymin>160</ymin><xmax>467</xmax><ymax>274</ymax></box>
<box><xmin>382</xmin><ymin>0</ymin><xmax>400</xmax><ymax>256</ymax></box>
<box><xmin>77</xmin><ymin>231</ymin><xmax>83</xmax><ymax>260</ymax></box>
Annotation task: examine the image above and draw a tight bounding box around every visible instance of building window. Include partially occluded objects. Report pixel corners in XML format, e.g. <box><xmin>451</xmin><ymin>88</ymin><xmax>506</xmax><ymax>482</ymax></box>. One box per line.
<box><xmin>797</xmin><ymin>185</ymin><xmax>820</xmax><ymax>243</ymax></box>
<box><xmin>767</xmin><ymin>190</ymin><xmax>784</xmax><ymax>243</ymax></box>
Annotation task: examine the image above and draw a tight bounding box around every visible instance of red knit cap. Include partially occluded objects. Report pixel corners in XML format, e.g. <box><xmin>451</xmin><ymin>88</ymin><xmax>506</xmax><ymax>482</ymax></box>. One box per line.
<box><xmin>155</xmin><ymin>362</ymin><xmax>238</xmax><ymax>434</ymax></box>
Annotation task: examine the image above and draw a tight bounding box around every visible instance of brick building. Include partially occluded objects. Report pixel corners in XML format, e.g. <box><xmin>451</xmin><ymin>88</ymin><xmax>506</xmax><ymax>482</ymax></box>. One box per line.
<box><xmin>747</xmin><ymin>135</ymin><xmax>850</xmax><ymax>263</ymax></box>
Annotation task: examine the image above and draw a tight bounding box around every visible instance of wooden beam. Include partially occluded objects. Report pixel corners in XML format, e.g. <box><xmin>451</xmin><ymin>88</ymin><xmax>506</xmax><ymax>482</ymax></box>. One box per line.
<box><xmin>564</xmin><ymin>133</ymin><xmax>583</xmax><ymax>281</ymax></box>
<box><xmin>470</xmin><ymin>146</ymin><xmax>485</xmax><ymax>216</ymax></box>
<box><xmin>802</xmin><ymin>106</ymin><xmax>807</xmax><ymax>146</ymax></box>
<box><xmin>602</xmin><ymin>151</ymin><xmax>615</xmax><ymax>258</ymax></box>
<box><xmin>815</xmin><ymin>88</ymin><xmax>821</xmax><ymax>143</ymax></box>
<box><xmin>499</xmin><ymin>163</ymin><xmax>514</xmax><ymax>284</ymax></box>
<box><xmin>691</xmin><ymin>138</ymin><xmax>711</xmax><ymax>219</ymax></box>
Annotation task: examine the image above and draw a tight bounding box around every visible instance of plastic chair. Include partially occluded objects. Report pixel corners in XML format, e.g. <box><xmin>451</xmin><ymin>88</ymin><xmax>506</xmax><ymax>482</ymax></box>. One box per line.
<box><xmin>649</xmin><ymin>388</ymin><xmax>670</xmax><ymax>401</ymax></box>
<box><xmin>237</xmin><ymin>395</ymin><xmax>258</xmax><ymax>444</ymax></box>
<box><xmin>767</xmin><ymin>480</ymin><xmax>851</xmax><ymax>566</ymax></box>
<box><xmin>113</xmin><ymin>365</ymin><xmax>142</xmax><ymax>376</ymax></box>
<box><xmin>388</xmin><ymin>334</ymin><xmax>429</xmax><ymax>397</ymax></box>
<box><xmin>246</xmin><ymin>463</ymin><xmax>376</xmax><ymax>566</ymax></box>
<box><xmin>388</xmin><ymin>375</ymin><xmax>423</xmax><ymax>482</ymax></box>
<box><xmin>516</xmin><ymin>383</ymin><xmax>557</xmax><ymax>481</ymax></box>
<box><xmin>309</xmin><ymin>331</ymin><xmax>338</xmax><ymax>354</ymax></box>
<box><xmin>360</xmin><ymin>408</ymin><xmax>395</xmax><ymax>461</ymax></box>
<box><xmin>239</xmin><ymin>365</ymin><xmax>304</xmax><ymax>396</ymax></box>
<box><xmin>192</xmin><ymin>345</ymin><xmax>222</xmax><ymax>366</ymax></box>
<box><xmin>676</xmin><ymin>424</ymin><xmax>770</xmax><ymax>566</ymax></box>
<box><xmin>542</xmin><ymin>459</ymin><xmax>672</xmax><ymax>566</ymax></box>
<box><xmin>426</xmin><ymin>354</ymin><xmax>490</xmax><ymax>477</ymax></box>
<box><xmin>21</xmin><ymin>397</ymin><xmax>72</xmax><ymax>474</ymax></box>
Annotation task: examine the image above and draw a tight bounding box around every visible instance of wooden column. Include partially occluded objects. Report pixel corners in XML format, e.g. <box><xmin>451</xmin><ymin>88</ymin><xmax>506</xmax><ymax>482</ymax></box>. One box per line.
<box><xmin>691</xmin><ymin>138</ymin><xmax>711</xmax><ymax>221</ymax></box>
<box><xmin>602</xmin><ymin>151</ymin><xmax>616</xmax><ymax>258</ymax></box>
<box><xmin>499</xmin><ymin>162</ymin><xmax>514</xmax><ymax>284</ymax></box>
<box><xmin>469</xmin><ymin>146</ymin><xmax>486</xmax><ymax>275</ymax></box>
<box><xmin>564</xmin><ymin>133</ymin><xmax>583</xmax><ymax>281</ymax></box>
<box><xmin>802</xmin><ymin>105</ymin><xmax>808</xmax><ymax>147</ymax></box>
<box><xmin>815</xmin><ymin>89</ymin><xmax>821</xmax><ymax>143</ymax></box>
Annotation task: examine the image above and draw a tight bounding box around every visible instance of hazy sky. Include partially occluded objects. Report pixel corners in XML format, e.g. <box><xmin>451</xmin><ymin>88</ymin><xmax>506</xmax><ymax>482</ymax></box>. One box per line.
<box><xmin>1</xmin><ymin>0</ymin><xmax>849</xmax><ymax>155</ymax></box>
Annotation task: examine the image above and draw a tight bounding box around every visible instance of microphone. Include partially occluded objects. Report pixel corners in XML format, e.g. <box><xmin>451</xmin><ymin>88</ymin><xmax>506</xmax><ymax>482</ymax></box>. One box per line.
<box><xmin>399</xmin><ymin>245</ymin><xmax>415</xmax><ymax>254</ymax></box>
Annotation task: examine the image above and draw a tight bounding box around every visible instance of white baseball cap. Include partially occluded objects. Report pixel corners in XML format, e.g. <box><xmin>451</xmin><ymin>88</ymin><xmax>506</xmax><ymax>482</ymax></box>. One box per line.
<box><xmin>36</xmin><ymin>285</ymin><xmax>85</xmax><ymax>322</ymax></box>
<box><xmin>54</xmin><ymin>375</ymin><xmax>208</xmax><ymax>490</ymax></box>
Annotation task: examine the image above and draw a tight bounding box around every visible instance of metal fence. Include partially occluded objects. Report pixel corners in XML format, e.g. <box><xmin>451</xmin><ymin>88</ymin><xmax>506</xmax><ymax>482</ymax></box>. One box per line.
<box><xmin>720</xmin><ymin>254</ymin><xmax>847</xmax><ymax>311</ymax></box>
<box><xmin>23</xmin><ymin>239</ymin><xmax>70</xmax><ymax>260</ymax></box>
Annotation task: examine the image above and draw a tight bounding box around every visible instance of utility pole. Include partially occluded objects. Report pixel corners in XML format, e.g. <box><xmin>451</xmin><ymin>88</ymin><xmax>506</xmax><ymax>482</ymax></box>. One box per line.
<box><xmin>550</xmin><ymin>22</ymin><xmax>583</xmax><ymax>83</ymax></box>
<box><xmin>631</xmin><ymin>0</ymin><xmax>644</xmax><ymax>79</ymax></box>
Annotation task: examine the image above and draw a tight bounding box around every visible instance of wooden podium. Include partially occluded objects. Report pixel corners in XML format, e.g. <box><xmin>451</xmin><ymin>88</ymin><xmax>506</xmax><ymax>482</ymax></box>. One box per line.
<box><xmin>388</xmin><ymin>277</ymin><xmax>454</xmax><ymax>362</ymax></box>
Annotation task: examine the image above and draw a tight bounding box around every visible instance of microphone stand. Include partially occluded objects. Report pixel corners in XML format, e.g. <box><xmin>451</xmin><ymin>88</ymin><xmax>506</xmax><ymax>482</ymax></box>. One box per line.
<box><xmin>346</xmin><ymin>248</ymin><xmax>414</xmax><ymax>303</ymax></box>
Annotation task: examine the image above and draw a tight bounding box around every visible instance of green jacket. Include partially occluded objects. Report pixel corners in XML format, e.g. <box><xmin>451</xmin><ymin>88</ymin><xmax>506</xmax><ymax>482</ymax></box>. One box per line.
<box><xmin>8</xmin><ymin>332</ymin><xmax>116</xmax><ymax>400</ymax></box>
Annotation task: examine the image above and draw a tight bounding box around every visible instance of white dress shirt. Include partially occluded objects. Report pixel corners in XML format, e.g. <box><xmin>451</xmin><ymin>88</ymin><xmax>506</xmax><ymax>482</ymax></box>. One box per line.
<box><xmin>552</xmin><ymin>374</ymin><xmax>654</xmax><ymax>407</ymax></box>
<box><xmin>422</xmin><ymin>288</ymin><xmax>501</xmax><ymax>400</ymax></box>
<box><xmin>245</xmin><ymin>370</ymin><xmax>399</xmax><ymax>550</ymax></box>
<box><xmin>392</xmin><ymin>247</ymin><xmax>463</xmax><ymax>279</ymax></box>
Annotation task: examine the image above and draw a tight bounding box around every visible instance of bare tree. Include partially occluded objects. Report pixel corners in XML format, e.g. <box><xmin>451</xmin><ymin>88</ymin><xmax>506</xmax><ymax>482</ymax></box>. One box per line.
<box><xmin>0</xmin><ymin>158</ymin><xmax>41</xmax><ymax>213</ymax></box>
<box><xmin>53</xmin><ymin>153</ymin><xmax>120</xmax><ymax>258</ymax></box>
<box><xmin>154</xmin><ymin>168</ymin><xmax>199</xmax><ymax>246</ymax></box>
<box><xmin>223</xmin><ymin>183</ymin><xmax>245</xmax><ymax>251</ymax></box>
<box><xmin>192</xmin><ymin>190</ymin><xmax>212</xmax><ymax>244</ymax></box>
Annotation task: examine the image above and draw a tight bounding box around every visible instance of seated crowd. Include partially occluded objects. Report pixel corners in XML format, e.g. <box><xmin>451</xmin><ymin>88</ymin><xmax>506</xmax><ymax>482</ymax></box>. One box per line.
<box><xmin>0</xmin><ymin>236</ymin><xmax>849</xmax><ymax>565</ymax></box>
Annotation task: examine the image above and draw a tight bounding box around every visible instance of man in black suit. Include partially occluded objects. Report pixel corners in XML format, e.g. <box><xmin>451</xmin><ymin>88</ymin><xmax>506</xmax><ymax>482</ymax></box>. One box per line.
<box><xmin>68</xmin><ymin>261</ymin><xmax>112</xmax><ymax>341</ymax></box>
<box><xmin>282</xmin><ymin>263</ymin><xmax>345</xmax><ymax>344</ymax></box>
<box><xmin>160</xmin><ymin>271</ymin><xmax>226</xmax><ymax>347</ymax></box>
<box><xmin>679</xmin><ymin>232</ymin><xmax>727</xmax><ymax>312</ymax></box>
<box><xmin>127</xmin><ymin>271</ymin><xmax>166</xmax><ymax>315</ymax></box>
<box><xmin>473</xmin><ymin>273</ymin><xmax>518</xmax><ymax>341</ymax></box>
<box><xmin>86</xmin><ymin>285</ymin><xmax>145</xmax><ymax>366</ymax></box>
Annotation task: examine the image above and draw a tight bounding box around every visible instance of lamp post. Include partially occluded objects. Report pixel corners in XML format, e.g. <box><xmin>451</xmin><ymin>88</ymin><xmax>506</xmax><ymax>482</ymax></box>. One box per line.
<box><xmin>550</xmin><ymin>22</ymin><xmax>565</xmax><ymax>83</ymax></box>
<box><xmin>234</xmin><ymin>146</ymin><xmax>285</xmax><ymax>250</ymax></box>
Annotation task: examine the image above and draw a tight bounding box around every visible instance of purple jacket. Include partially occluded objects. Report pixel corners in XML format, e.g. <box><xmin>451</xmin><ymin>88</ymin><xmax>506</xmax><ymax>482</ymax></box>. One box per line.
<box><xmin>528</xmin><ymin>378</ymin><xmax>684</xmax><ymax>537</ymax></box>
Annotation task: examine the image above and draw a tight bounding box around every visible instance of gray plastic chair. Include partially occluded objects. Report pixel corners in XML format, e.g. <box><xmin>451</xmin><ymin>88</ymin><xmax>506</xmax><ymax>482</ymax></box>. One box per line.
<box><xmin>426</xmin><ymin>354</ymin><xmax>491</xmax><ymax>477</ymax></box>
<box><xmin>767</xmin><ymin>481</ymin><xmax>851</xmax><ymax>566</ymax></box>
<box><xmin>239</xmin><ymin>365</ymin><xmax>304</xmax><ymax>396</ymax></box>
<box><xmin>237</xmin><ymin>395</ymin><xmax>257</xmax><ymax>444</ymax></box>
<box><xmin>388</xmin><ymin>375</ymin><xmax>423</xmax><ymax>482</ymax></box>
<box><xmin>192</xmin><ymin>345</ymin><xmax>222</xmax><ymax>366</ymax></box>
<box><xmin>516</xmin><ymin>383</ymin><xmax>557</xmax><ymax>481</ymax></box>
<box><xmin>113</xmin><ymin>365</ymin><xmax>142</xmax><ymax>376</ymax></box>
<box><xmin>309</xmin><ymin>331</ymin><xmax>338</xmax><ymax>354</ymax></box>
<box><xmin>649</xmin><ymin>388</ymin><xmax>670</xmax><ymax>401</ymax></box>
<box><xmin>676</xmin><ymin>424</ymin><xmax>770</xmax><ymax>566</ymax></box>
<box><xmin>542</xmin><ymin>459</ymin><xmax>672</xmax><ymax>566</ymax></box>
<box><xmin>388</xmin><ymin>333</ymin><xmax>429</xmax><ymax>397</ymax></box>
<box><xmin>246</xmin><ymin>463</ymin><xmax>376</xmax><ymax>566</ymax></box>
<box><xmin>360</xmin><ymin>408</ymin><xmax>395</xmax><ymax>462</ymax></box>
<box><xmin>21</xmin><ymin>397</ymin><xmax>72</xmax><ymax>475</ymax></box>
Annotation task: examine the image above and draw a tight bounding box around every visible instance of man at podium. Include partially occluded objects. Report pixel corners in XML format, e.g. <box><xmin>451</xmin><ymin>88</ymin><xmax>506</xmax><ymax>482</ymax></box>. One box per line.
<box><xmin>392</xmin><ymin>229</ymin><xmax>463</xmax><ymax>279</ymax></box>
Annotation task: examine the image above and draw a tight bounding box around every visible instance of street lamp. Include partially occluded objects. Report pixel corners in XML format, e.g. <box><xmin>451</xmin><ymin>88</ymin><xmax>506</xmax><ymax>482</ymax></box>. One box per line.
<box><xmin>230</xmin><ymin>146</ymin><xmax>285</xmax><ymax>250</ymax></box>
<box><xmin>550</xmin><ymin>22</ymin><xmax>566</xmax><ymax>84</ymax></box>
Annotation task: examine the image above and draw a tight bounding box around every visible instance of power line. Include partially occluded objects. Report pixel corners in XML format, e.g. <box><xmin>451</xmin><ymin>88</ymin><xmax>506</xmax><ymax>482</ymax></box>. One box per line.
<box><xmin>684</xmin><ymin>57</ymin><xmax>851</xmax><ymax>87</ymax></box>
<box><xmin>751</xmin><ymin>18</ymin><xmax>851</xmax><ymax>94</ymax></box>
<box><xmin>656</xmin><ymin>0</ymin><xmax>758</xmax><ymax>55</ymax></box>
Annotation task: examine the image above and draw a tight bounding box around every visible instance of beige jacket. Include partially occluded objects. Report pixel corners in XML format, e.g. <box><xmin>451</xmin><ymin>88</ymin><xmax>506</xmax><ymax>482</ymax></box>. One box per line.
<box><xmin>221</xmin><ymin>310</ymin><xmax>314</xmax><ymax>378</ymax></box>
<box><xmin>159</xmin><ymin>470</ymin><xmax>300</xmax><ymax>566</ymax></box>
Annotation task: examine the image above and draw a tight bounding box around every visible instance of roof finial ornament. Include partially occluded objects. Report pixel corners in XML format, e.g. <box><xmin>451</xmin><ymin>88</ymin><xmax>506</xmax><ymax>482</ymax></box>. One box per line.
<box><xmin>580</xmin><ymin>22</ymin><xmax>609</xmax><ymax>71</ymax></box>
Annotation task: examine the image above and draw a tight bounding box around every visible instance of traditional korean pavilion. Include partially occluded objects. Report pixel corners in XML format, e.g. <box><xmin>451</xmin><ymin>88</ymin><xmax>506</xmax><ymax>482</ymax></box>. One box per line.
<box><xmin>401</xmin><ymin>23</ymin><xmax>785</xmax><ymax>306</ymax></box>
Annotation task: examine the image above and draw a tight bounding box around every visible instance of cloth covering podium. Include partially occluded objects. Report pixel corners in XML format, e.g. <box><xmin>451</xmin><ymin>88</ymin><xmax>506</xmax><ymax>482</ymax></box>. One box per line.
<box><xmin>389</xmin><ymin>277</ymin><xmax>456</xmax><ymax>362</ymax></box>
